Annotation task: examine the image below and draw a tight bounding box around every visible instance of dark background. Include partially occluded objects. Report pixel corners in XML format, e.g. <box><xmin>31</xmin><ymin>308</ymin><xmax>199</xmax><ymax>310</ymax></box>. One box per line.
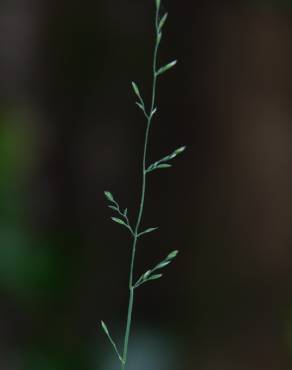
<box><xmin>1</xmin><ymin>0</ymin><xmax>292</xmax><ymax>369</ymax></box>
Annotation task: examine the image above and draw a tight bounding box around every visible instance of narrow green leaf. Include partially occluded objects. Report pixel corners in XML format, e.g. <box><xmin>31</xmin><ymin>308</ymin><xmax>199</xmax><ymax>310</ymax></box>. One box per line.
<box><xmin>111</xmin><ymin>217</ymin><xmax>127</xmax><ymax>227</ymax></box>
<box><xmin>139</xmin><ymin>227</ymin><xmax>159</xmax><ymax>236</ymax></box>
<box><xmin>157</xmin><ymin>32</ymin><xmax>162</xmax><ymax>45</ymax></box>
<box><xmin>134</xmin><ymin>270</ymin><xmax>151</xmax><ymax>287</ymax></box>
<box><xmin>101</xmin><ymin>321</ymin><xmax>124</xmax><ymax>364</ymax></box>
<box><xmin>144</xmin><ymin>227</ymin><xmax>158</xmax><ymax>233</ymax></box>
<box><xmin>159</xmin><ymin>13</ymin><xmax>168</xmax><ymax>30</ymax></box>
<box><xmin>174</xmin><ymin>146</ymin><xmax>186</xmax><ymax>155</ymax></box>
<box><xmin>124</xmin><ymin>208</ymin><xmax>128</xmax><ymax>217</ymax></box>
<box><xmin>162</xmin><ymin>154</ymin><xmax>174</xmax><ymax>162</ymax></box>
<box><xmin>157</xmin><ymin>60</ymin><xmax>177</xmax><ymax>76</ymax></box>
<box><xmin>156</xmin><ymin>164</ymin><xmax>172</xmax><ymax>169</ymax></box>
<box><xmin>136</xmin><ymin>250</ymin><xmax>179</xmax><ymax>288</ymax></box>
<box><xmin>146</xmin><ymin>163</ymin><xmax>172</xmax><ymax>173</ymax></box>
<box><xmin>104</xmin><ymin>191</ymin><xmax>114</xmax><ymax>202</ymax></box>
<box><xmin>155</xmin><ymin>0</ymin><xmax>161</xmax><ymax>9</ymax></box>
<box><xmin>132</xmin><ymin>81</ymin><xmax>141</xmax><ymax>98</ymax></box>
<box><xmin>136</xmin><ymin>102</ymin><xmax>144</xmax><ymax>111</ymax></box>
<box><xmin>156</xmin><ymin>260</ymin><xmax>171</xmax><ymax>269</ymax></box>
<box><xmin>146</xmin><ymin>164</ymin><xmax>155</xmax><ymax>173</ymax></box>
<box><xmin>136</xmin><ymin>102</ymin><xmax>148</xmax><ymax>119</ymax></box>
<box><xmin>101</xmin><ymin>320</ymin><xmax>109</xmax><ymax>336</ymax></box>
<box><xmin>108</xmin><ymin>205</ymin><xmax>119</xmax><ymax>211</ymax></box>
<box><xmin>167</xmin><ymin>250</ymin><xmax>179</xmax><ymax>260</ymax></box>
<box><xmin>144</xmin><ymin>270</ymin><xmax>152</xmax><ymax>279</ymax></box>
<box><xmin>148</xmin><ymin>274</ymin><xmax>163</xmax><ymax>281</ymax></box>
<box><xmin>147</xmin><ymin>145</ymin><xmax>186</xmax><ymax>173</ymax></box>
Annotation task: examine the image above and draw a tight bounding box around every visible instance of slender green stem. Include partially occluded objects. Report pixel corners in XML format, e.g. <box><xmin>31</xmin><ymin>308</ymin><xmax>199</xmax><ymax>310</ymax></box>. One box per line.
<box><xmin>121</xmin><ymin>5</ymin><xmax>160</xmax><ymax>370</ymax></box>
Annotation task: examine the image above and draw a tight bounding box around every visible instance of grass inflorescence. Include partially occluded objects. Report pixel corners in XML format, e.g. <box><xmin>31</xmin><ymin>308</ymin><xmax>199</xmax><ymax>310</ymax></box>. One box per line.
<box><xmin>101</xmin><ymin>1</ymin><xmax>186</xmax><ymax>369</ymax></box>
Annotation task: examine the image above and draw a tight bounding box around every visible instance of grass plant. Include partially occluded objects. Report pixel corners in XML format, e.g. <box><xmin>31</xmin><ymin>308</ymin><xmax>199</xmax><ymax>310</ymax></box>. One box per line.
<box><xmin>101</xmin><ymin>1</ymin><xmax>185</xmax><ymax>369</ymax></box>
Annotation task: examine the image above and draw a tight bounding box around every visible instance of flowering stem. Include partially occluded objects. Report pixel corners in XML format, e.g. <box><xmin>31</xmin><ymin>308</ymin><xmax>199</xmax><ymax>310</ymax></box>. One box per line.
<box><xmin>121</xmin><ymin>5</ymin><xmax>160</xmax><ymax>370</ymax></box>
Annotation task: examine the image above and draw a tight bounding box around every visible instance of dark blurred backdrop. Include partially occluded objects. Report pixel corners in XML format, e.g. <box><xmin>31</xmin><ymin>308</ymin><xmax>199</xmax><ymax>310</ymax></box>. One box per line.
<box><xmin>1</xmin><ymin>0</ymin><xmax>292</xmax><ymax>369</ymax></box>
